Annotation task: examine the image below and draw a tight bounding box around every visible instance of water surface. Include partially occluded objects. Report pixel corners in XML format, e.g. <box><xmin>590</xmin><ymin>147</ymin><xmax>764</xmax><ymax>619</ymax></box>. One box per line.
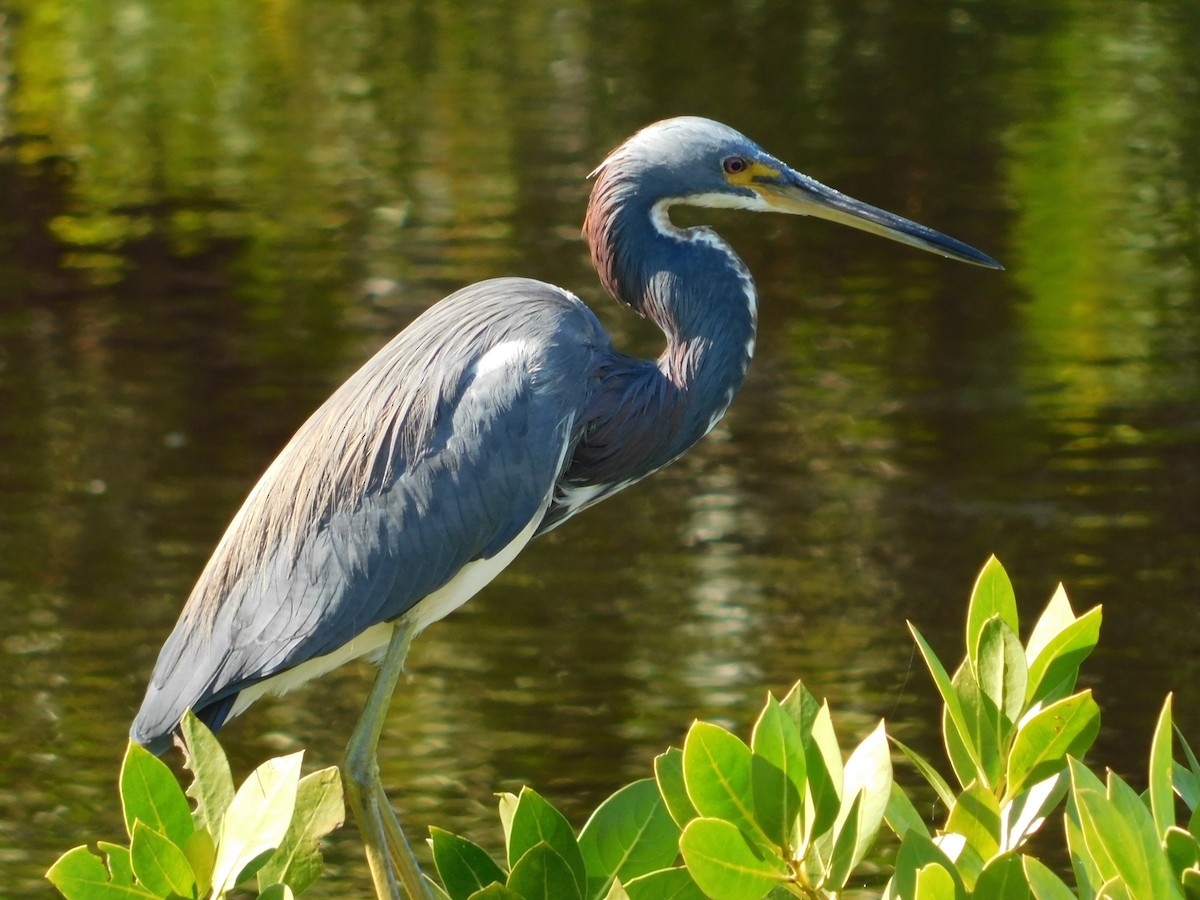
<box><xmin>1</xmin><ymin>1</ymin><xmax>1198</xmax><ymax>895</ymax></box>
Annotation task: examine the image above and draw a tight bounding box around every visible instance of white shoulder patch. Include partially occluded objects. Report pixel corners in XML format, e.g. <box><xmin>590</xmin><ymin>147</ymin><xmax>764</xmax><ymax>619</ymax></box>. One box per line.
<box><xmin>473</xmin><ymin>339</ymin><xmax>531</xmax><ymax>378</ymax></box>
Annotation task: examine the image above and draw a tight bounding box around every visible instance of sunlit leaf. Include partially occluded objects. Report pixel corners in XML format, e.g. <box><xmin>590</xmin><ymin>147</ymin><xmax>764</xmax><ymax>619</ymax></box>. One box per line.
<box><xmin>679</xmin><ymin>818</ymin><xmax>788</xmax><ymax>900</ymax></box>
<box><xmin>119</xmin><ymin>741</ymin><xmax>194</xmax><ymax>849</ymax></box>
<box><xmin>913</xmin><ymin>861</ymin><xmax>957</xmax><ymax>899</ymax></box>
<box><xmin>888</xmin><ymin>828</ymin><xmax>966</xmax><ymax>900</ymax></box>
<box><xmin>507</xmin><ymin>787</ymin><xmax>587</xmax><ymax>897</ymax></box>
<box><xmin>654</xmin><ymin>749</ymin><xmax>698</xmax><ymax>831</ymax></box>
<box><xmin>834</xmin><ymin>721</ymin><xmax>890</xmax><ymax>872</ymax></box>
<box><xmin>1025</xmin><ymin>584</ymin><xmax>1076</xmax><ymax>665</ymax></box>
<box><xmin>1006</xmin><ymin>692</ymin><xmax>1100</xmax><ymax>801</ymax></box>
<box><xmin>1165</xmin><ymin>827</ymin><xmax>1200</xmax><ymax>881</ymax></box>
<box><xmin>623</xmin><ymin>866</ymin><xmax>707</xmax><ymax>900</ymax></box>
<box><xmin>974</xmin><ymin>852</ymin><xmax>1031</xmax><ymax>899</ymax></box>
<box><xmin>750</xmin><ymin>696</ymin><xmax>806</xmax><ymax>851</ymax></box>
<box><xmin>1070</xmin><ymin>758</ymin><xmax>1183</xmax><ymax>900</ymax></box>
<box><xmin>257</xmin><ymin>884</ymin><xmax>296</xmax><ymax>900</ymax></box>
<box><xmin>1104</xmin><ymin>769</ymin><xmax>1182</xmax><ymax>898</ymax></box>
<box><xmin>910</xmin><ymin>624</ymin><xmax>984</xmax><ymax>785</ymax></box>
<box><xmin>965</xmin><ymin>556</ymin><xmax>1019</xmax><ymax>672</ymax></box>
<box><xmin>1024</xmin><ymin>855</ymin><xmax>1077</xmax><ymax>900</ymax></box>
<box><xmin>883</xmin><ymin>781</ymin><xmax>929</xmax><ymax>841</ymax></box>
<box><xmin>578</xmin><ymin>778</ymin><xmax>681</xmax><ymax>900</ymax></box>
<box><xmin>1150</xmin><ymin>695</ymin><xmax>1176</xmax><ymax>839</ymax></box>
<box><xmin>181</xmin><ymin>709</ymin><xmax>236</xmax><ymax>836</ymax></box>
<box><xmin>890</xmin><ymin>736</ymin><xmax>956</xmax><ymax>812</ymax></box>
<box><xmin>210</xmin><ymin>750</ymin><xmax>303</xmax><ymax>896</ymax></box>
<box><xmin>976</xmin><ymin>616</ymin><xmax>1028</xmax><ymax>746</ymax></box>
<box><xmin>823</xmin><ymin>790</ymin><xmax>862</xmax><ymax>891</ymax></box>
<box><xmin>129</xmin><ymin>819</ymin><xmax>196</xmax><ymax>898</ymax></box>
<box><xmin>507</xmin><ymin>841</ymin><xmax>583</xmax><ymax>900</ymax></box>
<box><xmin>954</xmin><ymin>659</ymin><xmax>1002</xmax><ymax>788</ymax></box>
<box><xmin>945</xmin><ymin>782</ymin><xmax>1000</xmax><ymax>862</ymax></box>
<box><xmin>430</xmin><ymin>828</ymin><xmax>507</xmax><ymax>900</ymax></box>
<box><xmin>1001</xmin><ymin>773</ymin><xmax>1067</xmax><ymax>852</ymax></box>
<box><xmin>468</xmin><ymin>882</ymin><xmax>524</xmax><ymax>899</ymax></box>
<box><xmin>1066</xmin><ymin>786</ymin><xmax>1103</xmax><ymax>900</ymax></box>
<box><xmin>46</xmin><ymin>845</ymin><xmax>158</xmax><ymax>899</ymax></box>
<box><xmin>682</xmin><ymin>722</ymin><xmax>762</xmax><ymax>843</ymax></box>
<box><xmin>1026</xmin><ymin>607</ymin><xmax>1102</xmax><ymax>708</ymax></box>
<box><xmin>255</xmin><ymin>765</ymin><xmax>344</xmax><ymax>894</ymax></box>
<box><xmin>182</xmin><ymin>828</ymin><xmax>215</xmax><ymax>897</ymax></box>
<box><xmin>802</xmin><ymin>702</ymin><xmax>843</xmax><ymax>844</ymax></box>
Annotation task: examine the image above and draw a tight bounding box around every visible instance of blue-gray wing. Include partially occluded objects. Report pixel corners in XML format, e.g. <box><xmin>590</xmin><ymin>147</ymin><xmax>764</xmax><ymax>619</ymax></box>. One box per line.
<box><xmin>132</xmin><ymin>278</ymin><xmax>610</xmax><ymax>752</ymax></box>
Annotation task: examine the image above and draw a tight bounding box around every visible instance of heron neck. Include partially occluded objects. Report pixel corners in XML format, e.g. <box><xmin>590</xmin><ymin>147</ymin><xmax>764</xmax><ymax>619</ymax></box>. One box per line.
<box><xmin>584</xmin><ymin>188</ymin><xmax>758</xmax><ymax>466</ymax></box>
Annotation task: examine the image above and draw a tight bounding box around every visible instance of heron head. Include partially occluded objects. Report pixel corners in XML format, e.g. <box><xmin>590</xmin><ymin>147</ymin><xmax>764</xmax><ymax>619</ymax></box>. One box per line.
<box><xmin>595</xmin><ymin>116</ymin><xmax>1002</xmax><ymax>270</ymax></box>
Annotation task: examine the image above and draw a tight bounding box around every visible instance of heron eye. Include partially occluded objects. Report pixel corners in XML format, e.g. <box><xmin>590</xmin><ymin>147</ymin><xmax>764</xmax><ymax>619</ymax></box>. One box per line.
<box><xmin>723</xmin><ymin>156</ymin><xmax>749</xmax><ymax>175</ymax></box>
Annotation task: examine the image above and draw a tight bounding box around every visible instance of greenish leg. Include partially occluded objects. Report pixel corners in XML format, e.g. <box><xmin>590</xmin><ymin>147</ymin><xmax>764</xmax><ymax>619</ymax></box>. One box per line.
<box><xmin>343</xmin><ymin>618</ymin><xmax>434</xmax><ymax>900</ymax></box>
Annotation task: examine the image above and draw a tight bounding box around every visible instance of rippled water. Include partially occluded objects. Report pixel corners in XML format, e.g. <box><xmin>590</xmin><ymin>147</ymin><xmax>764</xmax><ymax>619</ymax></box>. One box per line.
<box><xmin>1</xmin><ymin>1</ymin><xmax>1198</xmax><ymax>895</ymax></box>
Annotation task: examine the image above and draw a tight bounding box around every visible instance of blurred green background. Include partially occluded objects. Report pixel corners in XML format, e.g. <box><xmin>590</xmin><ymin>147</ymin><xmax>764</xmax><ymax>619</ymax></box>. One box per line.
<box><xmin>1</xmin><ymin>0</ymin><xmax>1197</xmax><ymax>895</ymax></box>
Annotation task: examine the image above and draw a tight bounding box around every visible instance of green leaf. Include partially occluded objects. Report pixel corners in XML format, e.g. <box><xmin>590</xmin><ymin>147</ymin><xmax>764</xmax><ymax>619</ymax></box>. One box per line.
<box><xmin>1006</xmin><ymin>692</ymin><xmax>1100</xmax><ymax>801</ymax></box>
<box><xmin>119</xmin><ymin>741</ymin><xmax>195</xmax><ymax>849</ymax></box>
<box><xmin>1024</xmin><ymin>855</ymin><xmax>1078</xmax><ymax>900</ymax></box>
<box><xmin>430</xmin><ymin>828</ymin><xmax>507</xmax><ymax>900</ymax></box>
<box><xmin>507</xmin><ymin>841</ymin><xmax>583</xmax><ymax>900</ymax></box>
<box><xmin>910</xmin><ymin>623</ymin><xmax>984</xmax><ymax>785</ymax></box>
<box><xmin>210</xmin><ymin>750</ymin><xmax>303</xmax><ymax>896</ymax></box>
<box><xmin>257</xmin><ymin>884</ymin><xmax>296</xmax><ymax>900</ymax></box>
<box><xmin>1104</xmin><ymin>769</ymin><xmax>1182</xmax><ymax>898</ymax></box>
<box><xmin>823</xmin><ymin>790</ymin><xmax>862</xmax><ymax>891</ymax></box>
<box><xmin>255</xmin><ymin>765</ymin><xmax>344</xmax><ymax>893</ymax></box>
<box><xmin>913</xmin><ymin>861</ymin><xmax>957</xmax><ymax>899</ymax></box>
<box><xmin>801</xmin><ymin>702</ymin><xmax>843</xmax><ymax>844</ymax></box>
<box><xmin>182</xmin><ymin>829</ymin><xmax>215</xmax><ymax>897</ymax></box>
<box><xmin>954</xmin><ymin>659</ymin><xmax>1001</xmax><ymax>788</ymax></box>
<box><xmin>1025</xmin><ymin>584</ymin><xmax>1075</xmax><ymax>663</ymax></box>
<box><xmin>974</xmin><ymin>852</ymin><xmax>1031</xmax><ymax>899</ymax></box>
<box><xmin>679</xmin><ymin>818</ymin><xmax>788</xmax><ymax>900</ymax></box>
<box><xmin>682</xmin><ymin>722</ymin><xmax>763</xmax><ymax>844</ymax></box>
<box><xmin>1066</xmin><ymin>785</ymin><xmax>1103</xmax><ymax>900</ymax></box>
<box><xmin>1001</xmin><ymin>773</ymin><xmax>1067</xmax><ymax>852</ymax></box>
<box><xmin>834</xmin><ymin>721</ymin><xmax>890</xmax><ymax>872</ymax></box>
<box><xmin>130</xmin><ymin>820</ymin><xmax>196</xmax><ymax>898</ymax></box>
<box><xmin>180</xmin><ymin>710</ymin><xmax>236</xmax><ymax>837</ymax></box>
<box><xmin>1184</xmin><ymin>868</ymin><xmax>1200</xmax><ymax>900</ymax></box>
<box><xmin>966</xmin><ymin>556</ymin><xmax>1019</xmax><ymax>672</ymax></box>
<box><xmin>1165</xmin><ymin>827</ymin><xmax>1200</xmax><ymax>880</ymax></box>
<box><xmin>890</xmin><ymin>736</ymin><xmax>957</xmax><ymax>812</ymax></box>
<box><xmin>1070</xmin><ymin>759</ymin><xmax>1183</xmax><ymax>900</ymax></box>
<box><xmin>654</xmin><ymin>749</ymin><xmax>698</xmax><ymax>831</ymax></box>
<box><xmin>1149</xmin><ymin>695</ymin><xmax>1176</xmax><ymax>838</ymax></box>
<box><xmin>578</xmin><ymin>778</ymin><xmax>681</xmax><ymax>900</ymax></box>
<box><xmin>944</xmin><ymin>782</ymin><xmax>1000</xmax><ymax>861</ymax></box>
<box><xmin>1026</xmin><ymin>606</ymin><xmax>1102</xmax><ymax>708</ymax></box>
<box><xmin>507</xmin><ymin>787</ymin><xmax>587</xmax><ymax>898</ymax></box>
<box><xmin>976</xmin><ymin>616</ymin><xmax>1029</xmax><ymax>747</ymax></box>
<box><xmin>888</xmin><ymin>828</ymin><xmax>965</xmax><ymax>900</ymax></box>
<box><xmin>46</xmin><ymin>845</ymin><xmax>159</xmax><ymax>899</ymax></box>
<box><xmin>1095</xmin><ymin>877</ymin><xmax>1134</xmax><ymax>900</ymax></box>
<box><xmin>750</xmin><ymin>696</ymin><xmax>806</xmax><ymax>851</ymax></box>
<box><xmin>96</xmin><ymin>842</ymin><xmax>134</xmax><ymax>886</ymax></box>
<box><xmin>469</xmin><ymin>882</ymin><xmax>526</xmax><ymax>899</ymax></box>
<box><xmin>623</xmin><ymin>867</ymin><xmax>707</xmax><ymax>900</ymax></box>
<box><xmin>883</xmin><ymin>781</ymin><xmax>929</xmax><ymax>841</ymax></box>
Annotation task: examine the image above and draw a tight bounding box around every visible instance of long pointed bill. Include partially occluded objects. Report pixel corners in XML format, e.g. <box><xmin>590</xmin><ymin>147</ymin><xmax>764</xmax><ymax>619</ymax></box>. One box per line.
<box><xmin>755</xmin><ymin>167</ymin><xmax>1003</xmax><ymax>269</ymax></box>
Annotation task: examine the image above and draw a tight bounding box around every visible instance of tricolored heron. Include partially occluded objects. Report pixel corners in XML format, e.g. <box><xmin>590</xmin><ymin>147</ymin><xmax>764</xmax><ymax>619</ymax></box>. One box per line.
<box><xmin>131</xmin><ymin>117</ymin><xmax>1000</xmax><ymax>898</ymax></box>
